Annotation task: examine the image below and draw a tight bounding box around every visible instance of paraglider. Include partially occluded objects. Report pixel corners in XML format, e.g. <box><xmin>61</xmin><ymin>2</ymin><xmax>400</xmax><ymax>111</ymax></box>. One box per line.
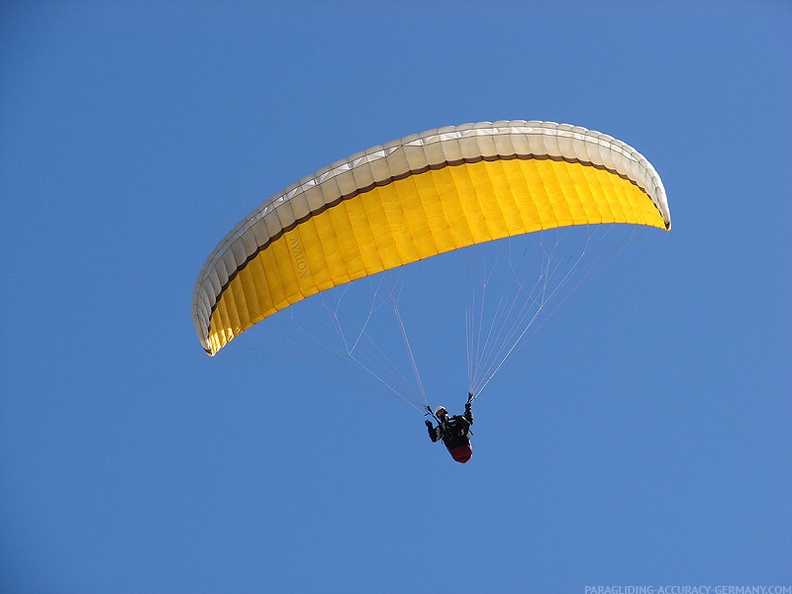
<box><xmin>425</xmin><ymin>394</ymin><xmax>475</xmax><ymax>463</ymax></box>
<box><xmin>191</xmin><ymin>120</ymin><xmax>670</xmax><ymax>461</ymax></box>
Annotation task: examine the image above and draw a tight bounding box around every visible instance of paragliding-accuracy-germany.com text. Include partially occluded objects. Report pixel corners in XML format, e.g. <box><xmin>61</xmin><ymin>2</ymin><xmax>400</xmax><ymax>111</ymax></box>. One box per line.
<box><xmin>584</xmin><ymin>587</ymin><xmax>791</xmax><ymax>594</ymax></box>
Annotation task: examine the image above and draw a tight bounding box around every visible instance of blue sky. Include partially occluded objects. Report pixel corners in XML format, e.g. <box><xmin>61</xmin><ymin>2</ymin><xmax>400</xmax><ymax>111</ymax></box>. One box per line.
<box><xmin>2</xmin><ymin>2</ymin><xmax>790</xmax><ymax>593</ymax></box>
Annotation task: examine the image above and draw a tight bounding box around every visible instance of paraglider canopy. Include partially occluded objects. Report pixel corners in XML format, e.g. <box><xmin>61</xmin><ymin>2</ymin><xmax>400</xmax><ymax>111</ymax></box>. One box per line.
<box><xmin>192</xmin><ymin>120</ymin><xmax>670</xmax><ymax>357</ymax></box>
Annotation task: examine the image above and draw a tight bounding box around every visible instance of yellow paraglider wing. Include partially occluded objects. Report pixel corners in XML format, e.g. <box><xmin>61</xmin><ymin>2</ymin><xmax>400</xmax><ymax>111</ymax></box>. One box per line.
<box><xmin>192</xmin><ymin>121</ymin><xmax>670</xmax><ymax>355</ymax></box>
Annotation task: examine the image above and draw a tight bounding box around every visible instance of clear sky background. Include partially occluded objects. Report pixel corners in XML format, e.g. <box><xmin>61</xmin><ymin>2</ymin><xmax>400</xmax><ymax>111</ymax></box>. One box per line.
<box><xmin>2</xmin><ymin>2</ymin><xmax>790</xmax><ymax>593</ymax></box>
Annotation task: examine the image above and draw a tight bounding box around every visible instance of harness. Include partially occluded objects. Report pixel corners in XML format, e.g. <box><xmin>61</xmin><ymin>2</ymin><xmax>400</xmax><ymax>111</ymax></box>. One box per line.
<box><xmin>440</xmin><ymin>416</ymin><xmax>470</xmax><ymax>448</ymax></box>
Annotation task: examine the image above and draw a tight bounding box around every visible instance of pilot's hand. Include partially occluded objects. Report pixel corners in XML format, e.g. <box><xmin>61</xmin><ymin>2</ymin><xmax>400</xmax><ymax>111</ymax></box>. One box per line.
<box><xmin>425</xmin><ymin>420</ymin><xmax>433</xmax><ymax>428</ymax></box>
